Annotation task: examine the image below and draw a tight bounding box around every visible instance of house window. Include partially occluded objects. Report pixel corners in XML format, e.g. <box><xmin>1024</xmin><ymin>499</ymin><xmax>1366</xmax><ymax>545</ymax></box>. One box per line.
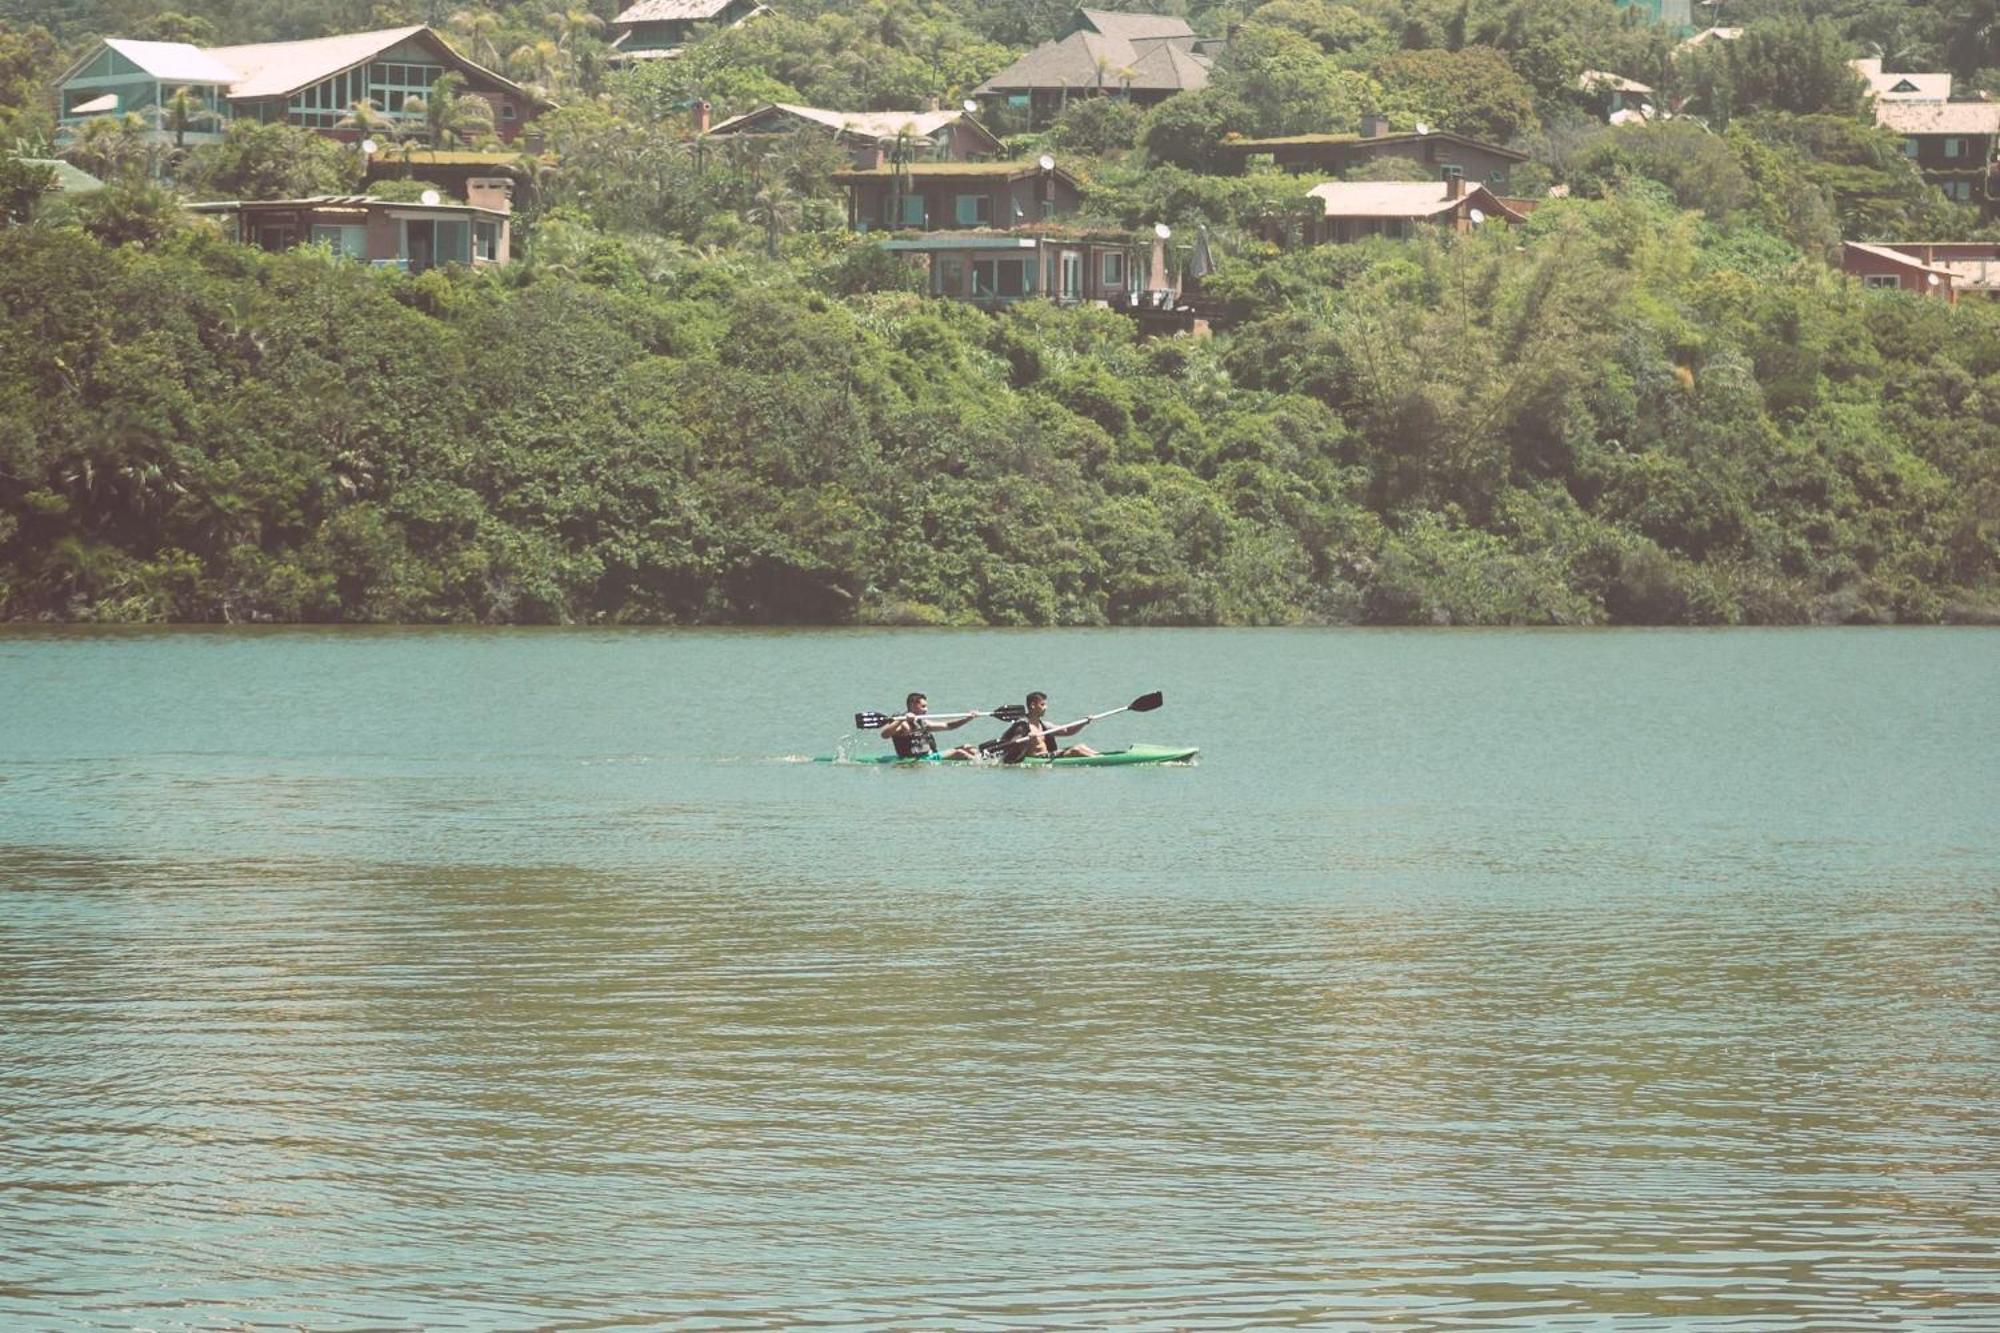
<box><xmin>1441</xmin><ymin>163</ymin><xmax>1465</xmax><ymax>180</ymax></box>
<box><xmin>1903</xmin><ymin>137</ymin><xmax>1920</xmax><ymax>158</ymax></box>
<box><xmin>501</xmin><ymin>102</ymin><xmax>516</xmax><ymax>121</ymax></box>
<box><xmin>1061</xmin><ymin>251</ymin><xmax>1082</xmax><ymax>300</ymax></box>
<box><xmin>473</xmin><ymin>220</ymin><xmax>498</xmax><ymax>261</ymax></box>
<box><xmin>1864</xmin><ymin>274</ymin><xmax>1901</xmax><ymax>289</ymax></box>
<box><xmin>901</xmin><ymin>195</ymin><xmax>926</xmax><ymax>227</ymax></box>
<box><xmin>954</xmin><ymin>193</ymin><xmax>991</xmax><ymax>227</ymax></box>
<box><xmin>1102</xmin><ymin>252</ymin><xmax>1125</xmax><ymax>288</ymax></box>
<box><xmin>936</xmin><ymin>255</ymin><xmax>966</xmax><ymax>296</ymax></box>
<box><xmin>970</xmin><ymin>258</ymin><xmax>1030</xmax><ymax>298</ymax></box>
<box><xmin>434</xmin><ymin>219</ymin><xmax>472</xmax><ymax>266</ymax></box>
<box><xmin>1945</xmin><ymin>137</ymin><xmax>1965</xmax><ymax>158</ymax></box>
<box><xmin>1947</xmin><ymin>180</ymin><xmax>1975</xmax><ymax>201</ymax></box>
<box><xmin>311</xmin><ymin>224</ymin><xmax>368</xmax><ymax>258</ymax></box>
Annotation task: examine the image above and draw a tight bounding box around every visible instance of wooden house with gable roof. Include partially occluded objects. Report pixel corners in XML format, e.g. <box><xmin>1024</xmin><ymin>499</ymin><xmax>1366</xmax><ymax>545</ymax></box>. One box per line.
<box><xmin>55</xmin><ymin>25</ymin><xmax>545</xmax><ymax>146</ymax></box>
<box><xmin>973</xmin><ymin>8</ymin><xmax>1215</xmax><ymax>127</ymax></box>
<box><xmin>608</xmin><ymin>0</ymin><xmax>770</xmax><ymax>62</ymax></box>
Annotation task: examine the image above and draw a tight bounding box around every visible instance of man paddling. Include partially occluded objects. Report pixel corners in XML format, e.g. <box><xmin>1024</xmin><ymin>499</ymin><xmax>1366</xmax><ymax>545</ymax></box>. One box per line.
<box><xmin>994</xmin><ymin>691</ymin><xmax>1098</xmax><ymax>763</ymax></box>
<box><xmin>880</xmin><ymin>693</ymin><xmax>980</xmax><ymax>760</ymax></box>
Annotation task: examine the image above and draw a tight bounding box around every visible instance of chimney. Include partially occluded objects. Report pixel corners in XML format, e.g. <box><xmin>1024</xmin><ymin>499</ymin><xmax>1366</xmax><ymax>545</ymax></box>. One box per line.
<box><xmin>466</xmin><ymin>177</ymin><xmax>513</xmax><ymax>214</ymax></box>
<box><xmin>1361</xmin><ymin>113</ymin><xmax>1389</xmax><ymax>139</ymax></box>
<box><xmin>692</xmin><ymin>98</ymin><xmax>711</xmax><ymax>135</ymax></box>
<box><xmin>1445</xmin><ymin>172</ymin><xmax>1464</xmax><ymax>200</ymax></box>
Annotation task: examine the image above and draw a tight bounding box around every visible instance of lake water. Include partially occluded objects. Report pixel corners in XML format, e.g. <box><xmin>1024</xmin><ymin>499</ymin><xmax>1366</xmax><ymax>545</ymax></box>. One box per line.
<box><xmin>2</xmin><ymin>628</ymin><xmax>1995</xmax><ymax>1330</ymax></box>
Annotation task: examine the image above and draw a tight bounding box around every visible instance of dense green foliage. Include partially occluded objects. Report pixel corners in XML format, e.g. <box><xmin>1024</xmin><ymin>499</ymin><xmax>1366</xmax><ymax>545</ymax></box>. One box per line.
<box><xmin>2</xmin><ymin>0</ymin><xmax>1998</xmax><ymax>622</ymax></box>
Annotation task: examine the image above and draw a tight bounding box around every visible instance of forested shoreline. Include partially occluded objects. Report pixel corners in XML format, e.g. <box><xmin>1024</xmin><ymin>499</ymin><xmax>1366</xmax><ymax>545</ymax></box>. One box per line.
<box><xmin>4</xmin><ymin>0</ymin><xmax>1999</xmax><ymax>624</ymax></box>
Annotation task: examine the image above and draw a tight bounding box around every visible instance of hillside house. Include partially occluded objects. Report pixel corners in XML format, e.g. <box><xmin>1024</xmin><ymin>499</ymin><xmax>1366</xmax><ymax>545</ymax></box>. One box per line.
<box><xmin>878</xmin><ymin>228</ymin><xmax>1161</xmax><ymax>309</ymax></box>
<box><xmin>835</xmin><ymin>160</ymin><xmax>1085</xmax><ymax>232</ymax></box>
<box><xmin>974</xmin><ymin>9</ymin><xmax>1214</xmax><ymax>126</ymax></box>
<box><xmin>187</xmin><ymin>182</ymin><xmax>512</xmax><ymax>271</ymax></box>
<box><xmin>1578</xmin><ymin>70</ymin><xmax>1655</xmax><ymax>123</ymax></box>
<box><xmin>1843</xmin><ymin>241</ymin><xmax>2000</xmax><ymax>300</ymax></box>
<box><xmin>1851</xmin><ymin>59</ymin><xmax>1950</xmax><ymax>102</ymax></box>
<box><xmin>1221</xmin><ymin>118</ymin><xmax>1528</xmax><ymax>195</ymax></box>
<box><xmin>701</xmin><ymin>102</ymin><xmax>1003</xmax><ymax>168</ymax></box>
<box><xmin>54</xmin><ymin>25</ymin><xmax>544</xmax><ymax>147</ymax></box>
<box><xmin>1874</xmin><ymin>101</ymin><xmax>2000</xmax><ymax>209</ymax></box>
<box><xmin>609</xmin><ymin>0</ymin><xmax>769</xmax><ymax>62</ymax></box>
<box><xmin>1306</xmin><ymin>179</ymin><xmax>1523</xmax><ymax>243</ymax></box>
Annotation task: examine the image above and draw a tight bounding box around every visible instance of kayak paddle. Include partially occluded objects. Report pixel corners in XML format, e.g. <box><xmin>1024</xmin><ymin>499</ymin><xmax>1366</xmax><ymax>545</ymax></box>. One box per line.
<box><xmin>854</xmin><ymin>704</ymin><xmax>1028</xmax><ymax>730</ymax></box>
<box><xmin>1064</xmin><ymin>690</ymin><xmax>1164</xmax><ymax>727</ymax></box>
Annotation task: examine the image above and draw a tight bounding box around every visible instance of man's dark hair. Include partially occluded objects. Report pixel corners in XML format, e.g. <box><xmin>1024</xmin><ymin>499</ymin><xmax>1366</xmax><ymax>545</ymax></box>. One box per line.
<box><xmin>906</xmin><ymin>692</ymin><xmax>926</xmax><ymax>709</ymax></box>
<box><xmin>1026</xmin><ymin>691</ymin><xmax>1047</xmax><ymax>706</ymax></box>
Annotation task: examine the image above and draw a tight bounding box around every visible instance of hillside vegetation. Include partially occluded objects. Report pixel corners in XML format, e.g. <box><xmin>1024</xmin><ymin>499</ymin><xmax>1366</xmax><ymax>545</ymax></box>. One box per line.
<box><xmin>2</xmin><ymin>0</ymin><xmax>1998</xmax><ymax>623</ymax></box>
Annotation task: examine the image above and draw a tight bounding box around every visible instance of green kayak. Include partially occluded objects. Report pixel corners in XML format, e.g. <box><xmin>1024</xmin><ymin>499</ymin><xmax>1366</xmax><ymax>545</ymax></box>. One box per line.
<box><xmin>817</xmin><ymin>743</ymin><xmax>1198</xmax><ymax>767</ymax></box>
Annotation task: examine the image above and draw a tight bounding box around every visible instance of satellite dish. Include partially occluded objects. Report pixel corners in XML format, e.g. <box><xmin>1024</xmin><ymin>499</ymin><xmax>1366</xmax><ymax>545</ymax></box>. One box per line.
<box><xmin>1038</xmin><ymin>153</ymin><xmax>1055</xmax><ymax>171</ymax></box>
<box><xmin>360</xmin><ymin>138</ymin><xmax>378</xmax><ymax>154</ymax></box>
<box><xmin>420</xmin><ymin>189</ymin><xmax>441</xmax><ymax>207</ymax></box>
<box><xmin>963</xmin><ymin>99</ymin><xmax>978</xmax><ymax>114</ymax></box>
<box><xmin>1468</xmin><ymin>208</ymin><xmax>1485</xmax><ymax>224</ymax></box>
<box><xmin>1154</xmin><ymin>222</ymin><xmax>1172</xmax><ymax>240</ymax></box>
<box><xmin>1928</xmin><ymin>273</ymin><xmax>1941</xmax><ymax>286</ymax></box>
<box><xmin>1415</xmin><ymin>122</ymin><xmax>1431</xmax><ymax>135</ymax></box>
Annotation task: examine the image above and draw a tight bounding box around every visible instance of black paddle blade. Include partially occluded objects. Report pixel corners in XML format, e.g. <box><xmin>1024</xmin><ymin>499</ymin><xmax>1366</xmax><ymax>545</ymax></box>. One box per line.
<box><xmin>855</xmin><ymin>712</ymin><xmax>890</xmax><ymax>729</ymax></box>
<box><xmin>990</xmin><ymin>704</ymin><xmax>1028</xmax><ymax>722</ymax></box>
<box><xmin>1128</xmin><ymin>691</ymin><xmax>1164</xmax><ymax>713</ymax></box>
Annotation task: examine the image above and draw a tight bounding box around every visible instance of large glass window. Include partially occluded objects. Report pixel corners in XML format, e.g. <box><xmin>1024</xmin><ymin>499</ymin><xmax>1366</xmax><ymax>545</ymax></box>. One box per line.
<box><xmin>1946</xmin><ymin>137</ymin><xmax>1965</xmax><ymax>158</ymax></box>
<box><xmin>936</xmin><ymin>255</ymin><xmax>966</xmax><ymax>295</ymax></box>
<box><xmin>434</xmin><ymin>219</ymin><xmax>472</xmax><ymax>265</ymax></box>
<box><xmin>971</xmin><ymin>258</ymin><xmax>1030</xmax><ymax>297</ymax></box>
<box><xmin>311</xmin><ymin>224</ymin><xmax>368</xmax><ymax>258</ymax></box>
<box><xmin>1101</xmin><ymin>251</ymin><xmax>1125</xmax><ymax>289</ymax></box>
<box><xmin>473</xmin><ymin>220</ymin><xmax>498</xmax><ymax>262</ymax></box>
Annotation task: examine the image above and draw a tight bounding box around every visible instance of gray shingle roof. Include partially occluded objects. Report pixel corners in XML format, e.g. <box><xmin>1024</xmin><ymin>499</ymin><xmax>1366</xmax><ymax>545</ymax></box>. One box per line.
<box><xmin>613</xmin><ymin>0</ymin><xmax>742</xmax><ymax>20</ymax></box>
<box><xmin>975</xmin><ymin>30</ymin><xmax>1209</xmax><ymax>96</ymax></box>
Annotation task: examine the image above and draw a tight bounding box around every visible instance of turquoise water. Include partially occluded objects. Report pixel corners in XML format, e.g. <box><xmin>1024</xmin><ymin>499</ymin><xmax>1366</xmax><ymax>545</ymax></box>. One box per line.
<box><xmin>2</xmin><ymin>628</ymin><xmax>1996</xmax><ymax>1328</ymax></box>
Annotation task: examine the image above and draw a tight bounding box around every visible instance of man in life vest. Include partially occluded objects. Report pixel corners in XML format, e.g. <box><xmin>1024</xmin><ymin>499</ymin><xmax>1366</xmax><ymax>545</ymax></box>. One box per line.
<box><xmin>879</xmin><ymin>692</ymin><xmax>981</xmax><ymax>759</ymax></box>
<box><xmin>995</xmin><ymin>691</ymin><xmax>1098</xmax><ymax>763</ymax></box>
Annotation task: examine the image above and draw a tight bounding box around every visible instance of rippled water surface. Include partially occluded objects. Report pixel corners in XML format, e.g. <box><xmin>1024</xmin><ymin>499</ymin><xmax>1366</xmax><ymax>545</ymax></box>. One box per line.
<box><xmin>2</xmin><ymin>628</ymin><xmax>1996</xmax><ymax>1330</ymax></box>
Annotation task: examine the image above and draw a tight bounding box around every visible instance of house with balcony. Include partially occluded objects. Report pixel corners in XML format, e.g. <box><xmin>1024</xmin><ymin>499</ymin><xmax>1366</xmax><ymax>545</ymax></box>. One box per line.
<box><xmin>1305</xmin><ymin>179</ymin><xmax>1524</xmax><ymax>243</ymax></box>
<box><xmin>54</xmin><ymin>25</ymin><xmax>544</xmax><ymax>148</ymax></box>
<box><xmin>973</xmin><ymin>9</ymin><xmax>1215</xmax><ymax>127</ymax></box>
<box><xmin>835</xmin><ymin>156</ymin><xmax>1179</xmax><ymax>316</ymax></box>
<box><xmin>701</xmin><ymin>102</ymin><xmax>1003</xmax><ymax>168</ymax></box>
<box><xmin>1874</xmin><ymin>100</ymin><xmax>2000</xmax><ymax>210</ymax></box>
<box><xmin>609</xmin><ymin>0</ymin><xmax>770</xmax><ymax>62</ymax></box>
<box><xmin>1220</xmin><ymin>117</ymin><xmax>1529</xmax><ymax>195</ymax></box>
<box><xmin>835</xmin><ymin>160</ymin><xmax>1087</xmax><ymax>233</ymax></box>
<box><xmin>187</xmin><ymin>180</ymin><xmax>512</xmax><ymax>271</ymax></box>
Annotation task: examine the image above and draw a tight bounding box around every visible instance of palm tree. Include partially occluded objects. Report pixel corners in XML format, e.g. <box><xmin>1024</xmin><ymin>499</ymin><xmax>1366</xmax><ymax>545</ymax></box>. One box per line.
<box><xmin>67</xmin><ymin>112</ymin><xmax>149</xmax><ymax>181</ymax></box>
<box><xmin>154</xmin><ymin>85</ymin><xmax>222</xmax><ymax>149</ymax></box>
<box><xmin>887</xmin><ymin>124</ymin><xmax>918</xmax><ymax>227</ymax></box>
<box><xmin>546</xmin><ymin>7</ymin><xmax>604</xmax><ymax>52</ymax></box>
<box><xmin>451</xmin><ymin>8</ymin><xmax>503</xmax><ymax>68</ymax></box>
<box><xmin>412</xmin><ymin>74</ymin><xmax>498</xmax><ymax>150</ymax></box>
<box><xmin>335</xmin><ymin>97</ymin><xmax>396</xmax><ymax>141</ymax></box>
<box><xmin>748</xmin><ymin>175</ymin><xmax>800</xmax><ymax>258</ymax></box>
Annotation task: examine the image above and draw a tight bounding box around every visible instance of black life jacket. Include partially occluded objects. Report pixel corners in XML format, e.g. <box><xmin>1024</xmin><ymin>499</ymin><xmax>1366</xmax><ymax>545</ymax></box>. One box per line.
<box><xmin>892</xmin><ymin>716</ymin><xmax>938</xmax><ymax>758</ymax></box>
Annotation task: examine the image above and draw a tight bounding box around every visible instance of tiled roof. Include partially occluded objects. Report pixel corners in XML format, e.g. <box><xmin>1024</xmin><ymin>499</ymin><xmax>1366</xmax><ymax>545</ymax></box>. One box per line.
<box><xmin>613</xmin><ymin>0</ymin><xmax>741</xmax><ymax>20</ymax></box>
<box><xmin>1309</xmin><ymin>180</ymin><xmax>1521</xmax><ymax>220</ymax></box>
<box><xmin>1579</xmin><ymin>69</ymin><xmax>1653</xmax><ymax>95</ymax></box>
<box><xmin>1075</xmin><ymin>9</ymin><xmax>1196</xmax><ymax>42</ymax></box>
<box><xmin>1875</xmin><ymin>101</ymin><xmax>2000</xmax><ymax>134</ymax></box>
<box><xmin>975</xmin><ymin>30</ymin><xmax>1209</xmax><ymax>95</ymax></box>
<box><xmin>1851</xmin><ymin>59</ymin><xmax>1951</xmax><ymax>100</ymax></box>
<box><xmin>16</xmin><ymin>157</ymin><xmax>104</xmax><ymax>192</ymax></box>
<box><xmin>204</xmin><ymin>25</ymin><xmax>428</xmax><ymax>98</ymax></box>
<box><xmin>709</xmin><ymin>103</ymin><xmax>970</xmax><ymax>141</ymax></box>
<box><xmin>100</xmin><ymin>38</ymin><xmax>240</xmax><ymax>84</ymax></box>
